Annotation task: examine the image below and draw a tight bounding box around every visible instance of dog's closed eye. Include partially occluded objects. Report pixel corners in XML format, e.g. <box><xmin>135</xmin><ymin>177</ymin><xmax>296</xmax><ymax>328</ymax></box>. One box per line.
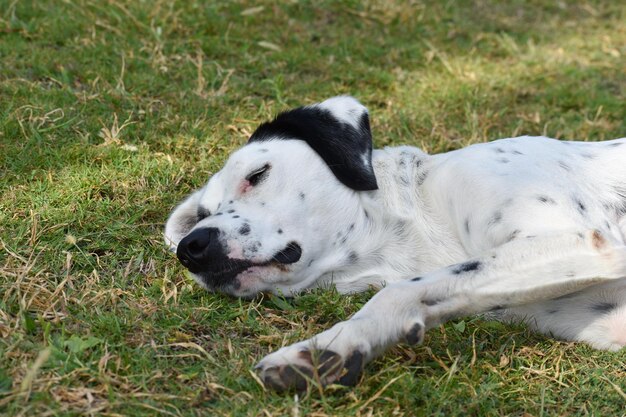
<box><xmin>246</xmin><ymin>164</ymin><xmax>271</xmax><ymax>186</ymax></box>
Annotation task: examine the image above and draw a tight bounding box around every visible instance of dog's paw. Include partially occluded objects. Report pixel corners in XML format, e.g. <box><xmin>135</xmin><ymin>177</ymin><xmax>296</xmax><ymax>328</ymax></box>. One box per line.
<box><xmin>255</xmin><ymin>344</ymin><xmax>365</xmax><ymax>392</ymax></box>
<box><xmin>255</xmin><ymin>310</ymin><xmax>425</xmax><ymax>392</ymax></box>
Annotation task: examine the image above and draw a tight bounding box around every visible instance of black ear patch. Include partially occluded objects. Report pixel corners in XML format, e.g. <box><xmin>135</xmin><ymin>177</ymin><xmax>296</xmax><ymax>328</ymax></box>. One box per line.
<box><xmin>248</xmin><ymin>102</ymin><xmax>378</xmax><ymax>191</ymax></box>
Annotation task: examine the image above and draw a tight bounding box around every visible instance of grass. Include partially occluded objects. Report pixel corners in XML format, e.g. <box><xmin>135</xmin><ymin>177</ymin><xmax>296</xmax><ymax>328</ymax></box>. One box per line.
<box><xmin>1</xmin><ymin>0</ymin><xmax>625</xmax><ymax>415</ymax></box>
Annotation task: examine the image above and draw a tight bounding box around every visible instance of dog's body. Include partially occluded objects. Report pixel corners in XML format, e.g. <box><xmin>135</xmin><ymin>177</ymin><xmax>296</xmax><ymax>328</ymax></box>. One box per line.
<box><xmin>165</xmin><ymin>96</ymin><xmax>626</xmax><ymax>391</ymax></box>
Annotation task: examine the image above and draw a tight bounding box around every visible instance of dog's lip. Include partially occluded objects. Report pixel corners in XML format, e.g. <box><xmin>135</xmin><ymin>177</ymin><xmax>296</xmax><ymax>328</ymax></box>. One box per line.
<box><xmin>270</xmin><ymin>242</ymin><xmax>302</xmax><ymax>264</ymax></box>
<box><xmin>190</xmin><ymin>242</ymin><xmax>303</xmax><ymax>285</ymax></box>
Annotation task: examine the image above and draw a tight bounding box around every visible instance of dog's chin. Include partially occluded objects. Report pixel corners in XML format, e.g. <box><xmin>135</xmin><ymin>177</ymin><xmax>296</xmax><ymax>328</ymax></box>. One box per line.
<box><xmin>190</xmin><ymin>265</ymin><xmax>282</xmax><ymax>298</ymax></box>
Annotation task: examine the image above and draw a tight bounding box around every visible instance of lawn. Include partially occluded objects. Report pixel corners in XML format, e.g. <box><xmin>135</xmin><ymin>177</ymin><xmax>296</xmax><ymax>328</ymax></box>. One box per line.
<box><xmin>1</xmin><ymin>0</ymin><xmax>625</xmax><ymax>415</ymax></box>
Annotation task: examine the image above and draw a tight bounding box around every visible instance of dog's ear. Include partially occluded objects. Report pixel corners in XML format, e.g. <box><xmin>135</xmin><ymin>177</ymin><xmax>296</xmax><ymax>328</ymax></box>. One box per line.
<box><xmin>249</xmin><ymin>96</ymin><xmax>378</xmax><ymax>191</ymax></box>
<box><xmin>164</xmin><ymin>189</ymin><xmax>203</xmax><ymax>251</ymax></box>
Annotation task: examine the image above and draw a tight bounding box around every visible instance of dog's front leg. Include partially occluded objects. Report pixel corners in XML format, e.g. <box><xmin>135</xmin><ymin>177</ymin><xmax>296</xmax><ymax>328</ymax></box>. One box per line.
<box><xmin>256</xmin><ymin>230</ymin><xmax>626</xmax><ymax>391</ymax></box>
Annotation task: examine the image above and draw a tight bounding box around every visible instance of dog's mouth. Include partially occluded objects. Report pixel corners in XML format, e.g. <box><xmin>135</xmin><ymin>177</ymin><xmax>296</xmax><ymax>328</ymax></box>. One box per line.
<box><xmin>191</xmin><ymin>242</ymin><xmax>302</xmax><ymax>289</ymax></box>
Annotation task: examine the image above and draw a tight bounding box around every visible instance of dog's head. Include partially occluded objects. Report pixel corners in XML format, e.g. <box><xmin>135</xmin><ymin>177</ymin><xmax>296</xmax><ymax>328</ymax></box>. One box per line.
<box><xmin>165</xmin><ymin>96</ymin><xmax>378</xmax><ymax>297</ymax></box>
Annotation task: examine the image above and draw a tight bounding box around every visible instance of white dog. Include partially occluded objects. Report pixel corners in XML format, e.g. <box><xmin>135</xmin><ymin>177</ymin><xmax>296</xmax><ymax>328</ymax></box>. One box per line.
<box><xmin>165</xmin><ymin>96</ymin><xmax>626</xmax><ymax>391</ymax></box>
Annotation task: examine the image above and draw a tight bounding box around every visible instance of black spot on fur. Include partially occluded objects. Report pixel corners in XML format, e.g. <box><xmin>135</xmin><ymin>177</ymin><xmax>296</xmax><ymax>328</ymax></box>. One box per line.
<box><xmin>507</xmin><ymin>229</ymin><xmax>520</xmax><ymax>242</ymax></box>
<box><xmin>574</xmin><ymin>198</ymin><xmax>586</xmax><ymax>214</ymax></box>
<box><xmin>494</xmin><ymin>147</ymin><xmax>506</xmax><ymax>154</ymax></box>
<box><xmin>489</xmin><ymin>211</ymin><xmax>503</xmax><ymax>225</ymax></box>
<box><xmin>417</xmin><ymin>169</ymin><xmax>429</xmax><ymax>185</ymax></box>
<box><xmin>239</xmin><ymin>224</ymin><xmax>251</xmax><ymax>235</ymax></box>
<box><xmin>452</xmin><ymin>261</ymin><xmax>482</xmax><ymax>274</ymax></box>
<box><xmin>249</xmin><ymin>104</ymin><xmax>378</xmax><ymax>191</ymax></box>
<box><xmin>512</xmin><ymin>150</ymin><xmax>523</xmax><ymax>155</ymax></box>
<box><xmin>580</xmin><ymin>153</ymin><xmax>595</xmax><ymax>159</ymax></box>
<box><xmin>347</xmin><ymin>251</ymin><xmax>359</xmax><ymax>264</ymax></box>
<box><xmin>547</xmin><ymin>309</ymin><xmax>559</xmax><ymax>314</ymax></box>
<box><xmin>411</xmin><ymin>276</ymin><xmax>422</xmax><ymax>282</ymax></box>
<box><xmin>591</xmin><ymin>302</ymin><xmax>617</xmax><ymax>313</ymax></box>
<box><xmin>299</xmin><ymin>192</ymin><xmax>305</xmax><ymax>200</ymax></box>
<box><xmin>537</xmin><ymin>195</ymin><xmax>556</xmax><ymax>204</ymax></box>
<box><xmin>232</xmin><ymin>215</ymin><xmax>240</xmax><ymax>219</ymax></box>
<box><xmin>197</xmin><ymin>206</ymin><xmax>211</xmax><ymax>220</ymax></box>
<box><xmin>405</xmin><ymin>323</ymin><xmax>424</xmax><ymax>345</ymax></box>
<box><xmin>558</xmin><ymin>161</ymin><xmax>571</xmax><ymax>171</ymax></box>
<box><xmin>497</xmin><ymin>157</ymin><xmax>510</xmax><ymax>164</ymax></box>
<box><xmin>608</xmin><ymin>142</ymin><xmax>623</xmax><ymax>147</ymax></box>
<box><xmin>277</xmin><ymin>229</ymin><xmax>283</xmax><ymax>234</ymax></box>
<box><xmin>259</xmin><ymin>148</ymin><xmax>269</xmax><ymax>152</ymax></box>
<box><xmin>215</xmin><ymin>212</ymin><xmax>223</xmax><ymax>216</ymax></box>
<box><xmin>464</xmin><ymin>218</ymin><xmax>471</xmax><ymax>235</ymax></box>
<box><xmin>227</xmin><ymin>209</ymin><xmax>235</xmax><ymax>214</ymax></box>
<box><xmin>422</xmin><ymin>299</ymin><xmax>440</xmax><ymax>306</ymax></box>
<box><xmin>228</xmin><ymin>200</ymin><xmax>233</xmax><ymax>204</ymax></box>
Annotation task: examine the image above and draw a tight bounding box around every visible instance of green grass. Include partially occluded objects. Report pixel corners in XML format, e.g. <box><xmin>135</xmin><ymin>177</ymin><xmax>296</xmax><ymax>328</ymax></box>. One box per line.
<box><xmin>1</xmin><ymin>0</ymin><xmax>625</xmax><ymax>415</ymax></box>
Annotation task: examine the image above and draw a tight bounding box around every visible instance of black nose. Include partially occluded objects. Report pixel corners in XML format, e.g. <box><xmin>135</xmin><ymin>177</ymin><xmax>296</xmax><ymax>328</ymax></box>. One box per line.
<box><xmin>176</xmin><ymin>227</ymin><xmax>224</xmax><ymax>273</ymax></box>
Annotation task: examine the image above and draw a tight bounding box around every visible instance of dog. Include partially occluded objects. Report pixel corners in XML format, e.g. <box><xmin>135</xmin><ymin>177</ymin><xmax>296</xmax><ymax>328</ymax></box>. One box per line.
<box><xmin>165</xmin><ymin>96</ymin><xmax>626</xmax><ymax>391</ymax></box>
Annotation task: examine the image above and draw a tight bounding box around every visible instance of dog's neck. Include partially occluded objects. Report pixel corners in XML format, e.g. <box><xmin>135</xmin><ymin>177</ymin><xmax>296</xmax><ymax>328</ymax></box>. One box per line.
<box><xmin>315</xmin><ymin>146</ymin><xmax>467</xmax><ymax>293</ymax></box>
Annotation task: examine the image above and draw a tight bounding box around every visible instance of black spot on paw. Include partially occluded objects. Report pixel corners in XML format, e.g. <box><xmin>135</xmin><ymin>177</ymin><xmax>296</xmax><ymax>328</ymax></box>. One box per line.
<box><xmin>337</xmin><ymin>351</ymin><xmax>364</xmax><ymax>386</ymax></box>
<box><xmin>317</xmin><ymin>350</ymin><xmax>343</xmax><ymax>377</ymax></box>
<box><xmin>278</xmin><ymin>364</ymin><xmax>313</xmax><ymax>392</ymax></box>
<box><xmin>405</xmin><ymin>322</ymin><xmax>424</xmax><ymax>345</ymax></box>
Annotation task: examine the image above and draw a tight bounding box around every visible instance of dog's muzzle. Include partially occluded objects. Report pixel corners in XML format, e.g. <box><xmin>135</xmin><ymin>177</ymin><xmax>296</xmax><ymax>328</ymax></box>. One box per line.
<box><xmin>176</xmin><ymin>227</ymin><xmax>302</xmax><ymax>288</ymax></box>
